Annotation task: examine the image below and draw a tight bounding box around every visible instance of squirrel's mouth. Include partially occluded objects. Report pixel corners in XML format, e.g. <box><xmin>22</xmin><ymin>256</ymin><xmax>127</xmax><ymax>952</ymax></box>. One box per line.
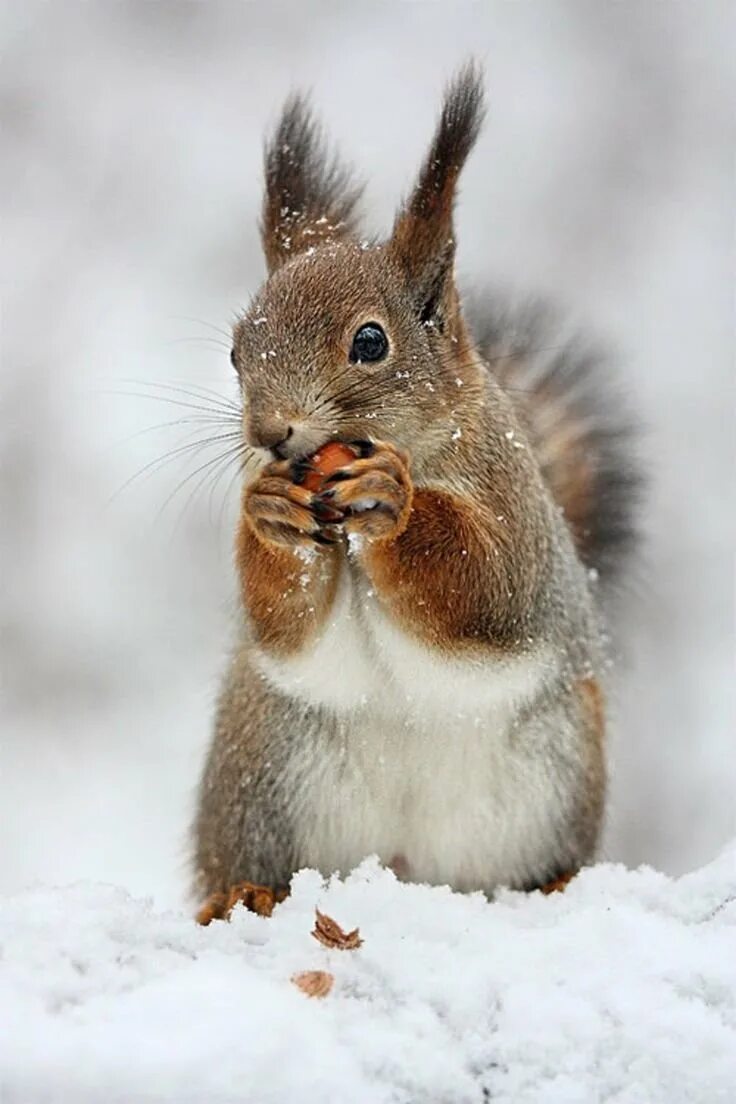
<box><xmin>246</xmin><ymin>418</ymin><xmax>329</xmax><ymax>463</ymax></box>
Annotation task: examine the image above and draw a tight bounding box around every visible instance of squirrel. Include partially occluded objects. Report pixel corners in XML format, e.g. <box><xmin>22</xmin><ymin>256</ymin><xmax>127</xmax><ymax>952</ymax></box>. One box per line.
<box><xmin>192</xmin><ymin>62</ymin><xmax>640</xmax><ymax>922</ymax></box>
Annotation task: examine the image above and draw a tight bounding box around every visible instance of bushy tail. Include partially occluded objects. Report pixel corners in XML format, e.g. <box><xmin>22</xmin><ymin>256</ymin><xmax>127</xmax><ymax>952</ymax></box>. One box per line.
<box><xmin>468</xmin><ymin>296</ymin><xmax>642</xmax><ymax>591</ymax></box>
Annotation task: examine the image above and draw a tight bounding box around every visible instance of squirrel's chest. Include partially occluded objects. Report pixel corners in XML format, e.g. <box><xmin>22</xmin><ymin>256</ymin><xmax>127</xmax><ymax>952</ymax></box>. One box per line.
<box><xmin>254</xmin><ymin>562</ymin><xmax>551</xmax><ymax>721</ymax></box>
<box><xmin>254</xmin><ymin>564</ymin><xmax>381</xmax><ymax>711</ymax></box>
<box><xmin>254</xmin><ymin>564</ymin><xmax>566</xmax><ymax>891</ymax></box>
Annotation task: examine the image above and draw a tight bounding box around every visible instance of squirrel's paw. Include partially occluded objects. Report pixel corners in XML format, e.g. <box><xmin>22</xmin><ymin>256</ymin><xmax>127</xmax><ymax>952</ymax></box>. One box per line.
<box><xmin>539</xmin><ymin>871</ymin><xmax>576</xmax><ymax>895</ymax></box>
<box><xmin>196</xmin><ymin>881</ymin><xmax>289</xmax><ymax>925</ymax></box>
<box><xmin>318</xmin><ymin>440</ymin><xmax>413</xmax><ymax>543</ymax></box>
<box><xmin>243</xmin><ymin>459</ymin><xmax>344</xmax><ymax>550</ymax></box>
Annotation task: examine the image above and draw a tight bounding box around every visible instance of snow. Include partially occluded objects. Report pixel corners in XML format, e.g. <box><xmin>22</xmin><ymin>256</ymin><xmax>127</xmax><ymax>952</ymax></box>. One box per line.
<box><xmin>2</xmin><ymin>848</ymin><xmax>735</xmax><ymax>1104</ymax></box>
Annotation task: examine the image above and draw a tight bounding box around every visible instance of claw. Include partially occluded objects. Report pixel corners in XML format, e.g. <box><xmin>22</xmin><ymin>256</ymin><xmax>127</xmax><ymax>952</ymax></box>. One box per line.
<box><xmin>312</xmin><ymin>501</ymin><xmax>345</xmax><ymax>523</ymax></box>
<box><xmin>291</xmin><ymin>459</ymin><xmax>317</xmax><ymax>486</ymax></box>
<box><xmin>313</xmin><ymin>527</ymin><xmax>342</xmax><ymax>546</ymax></box>
<box><xmin>351</xmin><ymin>439</ymin><xmax>375</xmax><ymax>458</ymax></box>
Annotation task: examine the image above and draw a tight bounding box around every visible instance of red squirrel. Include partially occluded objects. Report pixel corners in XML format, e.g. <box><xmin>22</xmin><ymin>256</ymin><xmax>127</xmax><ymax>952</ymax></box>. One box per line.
<box><xmin>192</xmin><ymin>63</ymin><xmax>639</xmax><ymax>923</ymax></box>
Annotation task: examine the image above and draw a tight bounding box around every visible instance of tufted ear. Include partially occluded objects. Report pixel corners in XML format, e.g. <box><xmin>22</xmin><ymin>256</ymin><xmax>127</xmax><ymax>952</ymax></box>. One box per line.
<box><xmin>261</xmin><ymin>94</ymin><xmax>363</xmax><ymax>273</ymax></box>
<box><xmin>389</xmin><ymin>62</ymin><xmax>485</xmax><ymax>331</ymax></box>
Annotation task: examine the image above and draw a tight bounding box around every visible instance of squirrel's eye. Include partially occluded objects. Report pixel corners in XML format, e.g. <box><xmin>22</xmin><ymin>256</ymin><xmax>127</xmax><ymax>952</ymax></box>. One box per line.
<box><xmin>350</xmin><ymin>322</ymin><xmax>388</xmax><ymax>364</ymax></box>
<box><xmin>230</xmin><ymin>348</ymin><xmax>238</xmax><ymax>369</ymax></box>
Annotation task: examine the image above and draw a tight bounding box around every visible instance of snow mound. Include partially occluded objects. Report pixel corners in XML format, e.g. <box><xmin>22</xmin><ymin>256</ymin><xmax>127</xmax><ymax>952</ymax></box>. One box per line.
<box><xmin>2</xmin><ymin>848</ymin><xmax>735</xmax><ymax>1104</ymax></box>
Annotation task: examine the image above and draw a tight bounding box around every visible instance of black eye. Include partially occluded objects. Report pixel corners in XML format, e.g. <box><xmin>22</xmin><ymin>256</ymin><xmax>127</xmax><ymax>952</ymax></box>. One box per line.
<box><xmin>350</xmin><ymin>322</ymin><xmax>388</xmax><ymax>364</ymax></box>
<box><xmin>230</xmin><ymin>348</ymin><xmax>237</xmax><ymax>369</ymax></box>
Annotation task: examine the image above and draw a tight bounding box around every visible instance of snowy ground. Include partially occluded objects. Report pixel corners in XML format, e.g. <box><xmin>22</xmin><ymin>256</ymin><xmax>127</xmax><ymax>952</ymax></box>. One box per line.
<box><xmin>2</xmin><ymin>848</ymin><xmax>735</xmax><ymax>1104</ymax></box>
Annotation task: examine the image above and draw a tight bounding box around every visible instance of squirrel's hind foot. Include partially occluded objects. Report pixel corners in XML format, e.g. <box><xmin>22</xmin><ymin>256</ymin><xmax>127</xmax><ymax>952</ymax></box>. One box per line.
<box><xmin>538</xmin><ymin>871</ymin><xmax>576</xmax><ymax>895</ymax></box>
<box><xmin>196</xmin><ymin>882</ymin><xmax>289</xmax><ymax>925</ymax></box>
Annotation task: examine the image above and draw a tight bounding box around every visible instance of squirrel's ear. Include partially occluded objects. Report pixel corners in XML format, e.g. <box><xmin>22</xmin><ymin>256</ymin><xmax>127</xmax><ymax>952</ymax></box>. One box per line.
<box><xmin>389</xmin><ymin>62</ymin><xmax>485</xmax><ymax>330</ymax></box>
<box><xmin>261</xmin><ymin>94</ymin><xmax>363</xmax><ymax>274</ymax></box>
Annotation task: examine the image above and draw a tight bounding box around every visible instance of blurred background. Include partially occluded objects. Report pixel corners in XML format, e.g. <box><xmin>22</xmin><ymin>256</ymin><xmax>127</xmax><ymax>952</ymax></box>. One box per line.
<box><xmin>1</xmin><ymin>2</ymin><xmax>733</xmax><ymax>907</ymax></box>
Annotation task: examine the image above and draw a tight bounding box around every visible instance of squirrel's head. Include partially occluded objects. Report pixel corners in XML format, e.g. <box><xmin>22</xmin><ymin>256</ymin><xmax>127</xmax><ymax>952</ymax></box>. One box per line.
<box><xmin>232</xmin><ymin>63</ymin><xmax>485</xmax><ymax>464</ymax></box>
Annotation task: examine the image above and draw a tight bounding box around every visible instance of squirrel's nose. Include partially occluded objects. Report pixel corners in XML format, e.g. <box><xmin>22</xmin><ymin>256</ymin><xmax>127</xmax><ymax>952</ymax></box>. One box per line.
<box><xmin>249</xmin><ymin>420</ymin><xmax>293</xmax><ymax>459</ymax></box>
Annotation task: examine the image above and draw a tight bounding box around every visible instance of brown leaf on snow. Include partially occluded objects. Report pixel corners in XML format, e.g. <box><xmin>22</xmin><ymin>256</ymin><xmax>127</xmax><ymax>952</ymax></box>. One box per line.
<box><xmin>311</xmin><ymin>908</ymin><xmax>363</xmax><ymax>950</ymax></box>
<box><xmin>291</xmin><ymin>970</ymin><xmax>334</xmax><ymax>998</ymax></box>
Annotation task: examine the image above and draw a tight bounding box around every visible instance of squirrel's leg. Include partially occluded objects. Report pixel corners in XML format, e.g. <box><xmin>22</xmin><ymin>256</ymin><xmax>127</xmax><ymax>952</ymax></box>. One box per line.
<box><xmin>237</xmin><ymin>458</ymin><xmax>343</xmax><ymax>656</ymax></box>
<box><xmin>322</xmin><ymin>441</ymin><xmax>537</xmax><ymax>649</ymax></box>
<box><xmin>538</xmin><ymin>872</ymin><xmax>576</xmax><ymax>895</ymax></box>
<box><xmin>523</xmin><ymin>676</ymin><xmax>606</xmax><ymax>891</ymax></box>
<box><xmin>193</xmin><ymin>466</ymin><xmax>344</xmax><ymax>916</ymax></box>
<box><xmin>196</xmin><ymin>882</ymin><xmax>289</xmax><ymax>925</ymax></box>
<box><xmin>192</xmin><ymin>650</ymin><xmax>328</xmax><ymax>915</ymax></box>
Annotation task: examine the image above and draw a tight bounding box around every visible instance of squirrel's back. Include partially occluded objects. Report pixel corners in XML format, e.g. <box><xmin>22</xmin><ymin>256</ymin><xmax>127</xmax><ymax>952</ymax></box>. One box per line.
<box><xmin>469</xmin><ymin>297</ymin><xmax>641</xmax><ymax>594</ymax></box>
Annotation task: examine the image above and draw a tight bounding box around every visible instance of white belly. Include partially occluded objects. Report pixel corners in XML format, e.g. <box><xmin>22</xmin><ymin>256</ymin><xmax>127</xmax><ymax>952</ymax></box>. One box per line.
<box><xmin>255</xmin><ymin>563</ymin><xmax>571</xmax><ymax>891</ymax></box>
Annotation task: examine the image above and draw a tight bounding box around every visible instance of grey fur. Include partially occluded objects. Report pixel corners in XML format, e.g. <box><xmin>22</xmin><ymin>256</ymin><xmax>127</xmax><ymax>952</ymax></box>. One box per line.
<box><xmin>191</xmin><ymin>64</ymin><xmax>637</xmax><ymax>905</ymax></box>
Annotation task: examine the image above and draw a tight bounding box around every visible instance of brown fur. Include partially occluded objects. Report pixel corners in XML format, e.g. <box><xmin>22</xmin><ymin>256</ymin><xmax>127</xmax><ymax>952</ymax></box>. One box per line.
<box><xmin>196</xmin><ymin>882</ymin><xmax>287</xmax><ymax>925</ymax></box>
<box><xmin>236</xmin><ymin>514</ymin><xmax>341</xmax><ymax>656</ymax></box>
<box><xmin>573</xmin><ymin>676</ymin><xmax>607</xmax><ymax>857</ymax></box>
<box><xmin>191</xmin><ymin>62</ymin><xmax>637</xmax><ymax>910</ymax></box>
<box><xmin>578</xmin><ymin>676</ymin><xmax>605</xmax><ymax>750</ymax></box>
<box><xmin>391</xmin><ymin>61</ymin><xmax>484</xmax><ymax>332</ymax></box>
<box><xmin>361</xmin><ymin>486</ymin><xmax>540</xmax><ymax>652</ymax></box>
<box><xmin>475</xmin><ymin>303</ymin><xmax>641</xmax><ymax>588</ymax></box>
<box><xmin>261</xmin><ymin>94</ymin><xmax>362</xmax><ymax>273</ymax></box>
<box><xmin>540</xmin><ymin>871</ymin><xmax>575</xmax><ymax>895</ymax></box>
<box><xmin>534</xmin><ymin>403</ymin><xmax>596</xmax><ymax>555</ymax></box>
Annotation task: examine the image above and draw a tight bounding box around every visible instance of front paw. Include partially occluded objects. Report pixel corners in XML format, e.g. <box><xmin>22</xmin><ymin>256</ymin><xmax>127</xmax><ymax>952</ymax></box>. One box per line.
<box><xmin>243</xmin><ymin>459</ymin><xmax>344</xmax><ymax>550</ymax></box>
<box><xmin>318</xmin><ymin>440</ymin><xmax>413</xmax><ymax>543</ymax></box>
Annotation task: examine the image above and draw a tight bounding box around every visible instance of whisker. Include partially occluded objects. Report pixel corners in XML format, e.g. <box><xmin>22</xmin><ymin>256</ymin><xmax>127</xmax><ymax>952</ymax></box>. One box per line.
<box><xmin>107</xmin><ymin>431</ymin><xmax>244</xmax><ymax>505</ymax></box>
<box><xmin>310</xmin><ymin>359</ymin><xmax>356</xmax><ymax>410</ymax></box>
<box><xmin>168</xmin><ymin>315</ymin><xmax>235</xmax><ymax>342</ymax></box>
<box><xmin>107</xmin><ymin>389</ymin><xmax>241</xmax><ymax>420</ymax></box>
<box><xmin>217</xmin><ymin>453</ymin><xmax>254</xmax><ymax>531</ymax></box>
<box><xmin>113</xmin><ymin>413</ymin><xmax>240</xmax><ymax>450</ymax></box>
<box><xmin>120</xmin><ymin>378</ymin><xmax>242</xmax><ymax>414</ymax></box>
<box><xmin>177</xmin><ymin>440</ymin><xmax>258</xmax><ymax>532</ymax></box>
<box><xmin>204</xmin><ymin>448</ymin><xmax>250</xmax><ymax>527</ymax></box>
<box><xmin>313</xmin><ymin>371</ymin><xmax>393</xmax><ymax>410</ymax></box>
<box><xmin>165</xmin><ymin>336</ymin><xmax>232</xmax><ymax>352</ymax></box>
<box><xmin>159</xmin><ymin>442</ymin><xmax>247</xmax><ymax>530</ymax></box>
<box><xmin>326</xmin><ymin>378</ymin><xmax>396</xmax><ymax>412</ymax></box>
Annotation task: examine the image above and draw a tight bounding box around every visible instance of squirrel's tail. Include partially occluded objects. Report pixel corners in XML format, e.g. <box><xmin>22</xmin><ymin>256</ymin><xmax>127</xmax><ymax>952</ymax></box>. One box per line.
<box><xmin>470</xmin><ymin>297</ymin><xmax>642</xmax><ymax>591</ymax></box>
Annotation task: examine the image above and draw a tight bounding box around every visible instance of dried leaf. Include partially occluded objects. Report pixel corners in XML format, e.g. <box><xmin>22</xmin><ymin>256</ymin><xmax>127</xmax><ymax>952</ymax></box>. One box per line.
<box><xmin>311</xmin><ymin>908</ymin><xmax>363</xmax><ymax>950</ymax></box>
<box><xmin>291</xmin><ymin>970</ymin><xmax>334</xmax><ymax>998</ymax></box>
